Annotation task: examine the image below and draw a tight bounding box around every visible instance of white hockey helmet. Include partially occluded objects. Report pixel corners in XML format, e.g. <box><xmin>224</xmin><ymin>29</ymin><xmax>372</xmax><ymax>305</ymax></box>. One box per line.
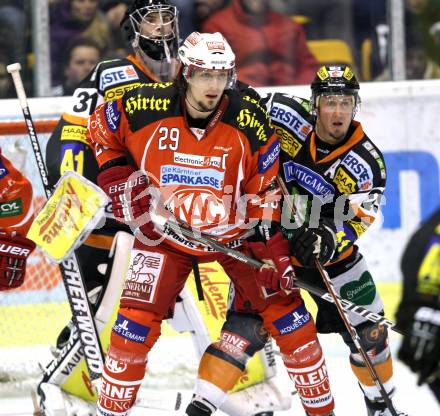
<box><xmin>178</xmin><ymin>32</ymin><xmax>236</xmax><ymax>88</ymax></box>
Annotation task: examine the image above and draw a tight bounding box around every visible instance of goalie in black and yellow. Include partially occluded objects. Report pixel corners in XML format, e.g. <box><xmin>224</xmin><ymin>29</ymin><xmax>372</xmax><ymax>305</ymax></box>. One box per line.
<box><xmin>397</xmin><ymin>207</ymin><xmax>440</xmax><ymax>403</ymax></box>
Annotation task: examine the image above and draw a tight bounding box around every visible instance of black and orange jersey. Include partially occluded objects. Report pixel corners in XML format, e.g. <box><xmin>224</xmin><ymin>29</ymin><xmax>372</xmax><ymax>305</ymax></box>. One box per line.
<box><xmin>87</xmin><ymin>82</ymin><xmax>281</xmax><ymax>255</ymax></box>
<box><xmin>0</xmin><ymin>151</ymin><xmax>34</xmax><ymax>235</ymax></box>
<box><xmin>45</xmin><ymin>54</ymin><xmax>165</xmax><ymax>236</ymax></box>
<box><xmin>46</xmin><ymin>54</ymin><xmax>162</xmax><ymax>187</ymax></box>
<box><xmin>266</xmin><ymin>92</ymin><xmax>387</xmax><ymax>263</ymax></box>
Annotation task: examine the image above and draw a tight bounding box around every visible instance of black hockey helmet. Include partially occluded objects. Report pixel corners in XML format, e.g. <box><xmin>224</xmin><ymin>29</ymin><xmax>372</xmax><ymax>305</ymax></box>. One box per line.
<box><xmin>311</xmin><ymin>65</ymin><xmax>360</xmax><ymax>110</ymax></box>
<box><xmin>120</xmin><ymin>0</ymin><xmax>179</xmax><ymax>61</ymax></box>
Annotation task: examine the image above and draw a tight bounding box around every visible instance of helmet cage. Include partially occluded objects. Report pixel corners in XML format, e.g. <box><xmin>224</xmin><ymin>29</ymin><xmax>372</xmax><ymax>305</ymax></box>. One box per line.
<box><xmin>129</xmin><ymin>4</ymin><xmax>179</xmax><ymax>62</ymax></box>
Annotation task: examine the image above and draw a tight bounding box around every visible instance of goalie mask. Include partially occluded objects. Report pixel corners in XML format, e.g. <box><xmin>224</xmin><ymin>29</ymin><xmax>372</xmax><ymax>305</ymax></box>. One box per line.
<box><xmin>121</xmin><ymin>0</ymin><xmax>179</xmax><ymax>80</ymax></box>
<box><xmin>311</xmin><ymin>65</ymin><xmax>360</xmax><ymax>117</ymax></box>
<box><xmin>178</xmin><ymin>32</ymin><xmax>237</xmax><ymax>90</ymax></box>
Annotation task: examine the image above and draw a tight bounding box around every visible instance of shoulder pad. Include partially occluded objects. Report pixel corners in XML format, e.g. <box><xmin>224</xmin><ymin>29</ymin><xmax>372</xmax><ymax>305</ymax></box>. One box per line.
<box><xmin>122</xmin><ymin>82</ymin><xmax>178</xmax><ymax>131</ymax></box>
<box><xmin>225</xmin><ymin>90</ymin><xmax>274</xmax><ymax>151</ymax></box>
<box><xmin>267</xmin><ymin>93</ymin><xmax>315</xmax><ymax>143</ymax></box>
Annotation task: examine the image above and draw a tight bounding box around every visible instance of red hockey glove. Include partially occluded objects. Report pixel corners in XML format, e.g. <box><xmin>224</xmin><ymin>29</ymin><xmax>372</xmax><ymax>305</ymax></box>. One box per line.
<box><xmin>97</xmin><ymin>165</ymin><xmax>151</xmax><ymax>228</ymax></box>
<box><xmin>0</xmin><ymin>233</ymin><xmax>36</xmax><ymax>290</ymax></box>
<box><xmin>244</xmin><ymin>231</ymin><xmax>297</xmax><ymax>294</ymax></box>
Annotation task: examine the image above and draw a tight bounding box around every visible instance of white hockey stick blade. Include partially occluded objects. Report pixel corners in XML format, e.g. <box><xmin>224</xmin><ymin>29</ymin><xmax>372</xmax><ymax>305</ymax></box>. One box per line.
<box><xmin>135</xmin><ymin>388</ymin><xmax>182</xmax><ymax>411</ymax></box>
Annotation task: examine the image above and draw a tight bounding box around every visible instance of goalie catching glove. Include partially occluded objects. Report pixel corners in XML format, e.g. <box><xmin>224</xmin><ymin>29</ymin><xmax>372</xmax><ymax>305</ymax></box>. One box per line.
<box><xmin>244</xmin><ymin>231</ymin><xmax>297</xmax><ymax>294</ymax></box>
<box><xmin>289</xmin><ymin>219</ymin><xmax>337</xmax><ymax>267</ymax></box>
<box><xmin>97</xmin><ymin>165</ymin><xmax>155</xmax><ymax>237</ymax></box>
<box><xmin>0</xmin><ymin>232</ymin><xmax>36</xmax><ymax>290</ymax></box>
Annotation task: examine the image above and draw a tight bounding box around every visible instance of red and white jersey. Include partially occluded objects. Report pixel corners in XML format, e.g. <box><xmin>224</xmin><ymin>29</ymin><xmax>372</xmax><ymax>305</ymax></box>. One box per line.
<box><xmin>87</xmin><ymin>82</ymin><xmax>281</xmax><ymax>255</ymax></box>
<box><xmin>0</xmin><ymin>150</ymin><xmax>34</xmax><ymax>235</ymax></box>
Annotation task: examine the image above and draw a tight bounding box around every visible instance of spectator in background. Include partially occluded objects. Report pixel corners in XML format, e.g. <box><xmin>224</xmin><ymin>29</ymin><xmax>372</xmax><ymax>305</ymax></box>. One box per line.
<box><xmin>405</xmin><ymin>0</ymin><xmax>440</xmax><ymax>64</ymax></box>
<box><xmin>271</xmin><ymin>0</ymin><xmax>355</xmax><ymax>60</ymax></box>
<box><xmin>375</xmin><ymin>31</ymin><xmax>440</xmax><ymax>80</ymax></box>
<box><xmin>0</xmin><ymin>1</ymin><xmax>27</xmax><ymax>71</ymax></box>
<box><xmin>194</xmin><ymin>0</ymin><xmax>227</xmax><ymax>30</ymax></box>
<box><xmin>202</xmin><ymin>0</ymin><xmax>318</xmax><ymax>87</ymax></box>
<box><xmin>50</xmin><ymin>0</ymin><xmax>113</xmax><ymax>86</ymax></box>
<box><xmin>100</xmin><ymin>0</ymin><xmax>131</xmax><ymax>56</ymax></box>
<box><xmin>52</xmin><ymin>37</ymin><xmax>101</xmax><ymax>96</ymax></box>
<box><xmin>0</xmin><ymin>53</ymin><xmax>15</xmax><ymax>99</ymax></box>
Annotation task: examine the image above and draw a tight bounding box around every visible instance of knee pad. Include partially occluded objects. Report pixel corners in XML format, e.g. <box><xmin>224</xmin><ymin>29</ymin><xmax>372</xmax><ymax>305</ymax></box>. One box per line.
<box><xmin>206</xmin><ymin>312</ymin><xmax>268</xmax><ymax>371</ymax></box>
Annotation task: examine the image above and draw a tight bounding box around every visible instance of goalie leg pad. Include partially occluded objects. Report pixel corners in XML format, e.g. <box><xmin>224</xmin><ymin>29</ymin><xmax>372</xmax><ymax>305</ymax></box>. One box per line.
<box><xmin>97</xmin><ymin>307</ymin><xmax>162</xmax><ymax>416</ymax></box>
<box><xmin>342</xmin><ymin>321</ymin><xmax>395</xmax><ymax>402</ymax></box>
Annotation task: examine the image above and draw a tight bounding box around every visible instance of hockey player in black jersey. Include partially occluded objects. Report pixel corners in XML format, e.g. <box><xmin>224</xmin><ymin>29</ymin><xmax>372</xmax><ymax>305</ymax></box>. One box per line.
<box><xmin>265</xmin><ymin>65</ymin><xmax>409</xmax><ymax>416</ymax></box>
<box><xmin>396</xmin><ymin>207</ymin><xmax>440</xmax><ymax>403</ymax></box>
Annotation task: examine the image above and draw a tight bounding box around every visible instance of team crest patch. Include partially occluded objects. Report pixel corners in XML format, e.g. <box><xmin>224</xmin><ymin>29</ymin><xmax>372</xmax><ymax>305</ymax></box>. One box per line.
<box><xmin>121</xmin><ymin>250</ymin><xmax>165</xmax><ymax>304</ymax></box>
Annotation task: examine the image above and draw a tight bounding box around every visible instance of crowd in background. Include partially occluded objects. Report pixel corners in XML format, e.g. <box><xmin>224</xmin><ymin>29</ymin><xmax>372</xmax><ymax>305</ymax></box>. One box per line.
<box><xmin>1</xmin><ymin>0</ymin><xmax>440</xmax><ymax>97</ymax></box>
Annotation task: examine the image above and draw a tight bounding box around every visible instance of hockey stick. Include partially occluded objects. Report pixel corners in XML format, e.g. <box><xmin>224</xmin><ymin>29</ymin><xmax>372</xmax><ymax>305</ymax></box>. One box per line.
<box><xmin>151</xmin><ymin>212</ymin><xmax>401</xmax><ymax>333</ymax></box>
<box><xmin>7</xmin><ymin>63</ymin><xmax>104</xmax><ymax>382</ymax></box>
<box><xmin>276</xmin><ymin>174</ymin><xmax>399</xmax><ymax>416</ymax></box>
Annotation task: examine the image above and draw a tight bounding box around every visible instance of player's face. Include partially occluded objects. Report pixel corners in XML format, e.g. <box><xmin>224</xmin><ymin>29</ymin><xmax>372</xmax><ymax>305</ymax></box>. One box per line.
<box><xmin>316</xmin><ymin>95</ymin><xmax>354</xmax><ymax>144</ymax></box>
<box><xmin>139</xmin><ymin>10</ymin><xmax>175</xmax><ymax>40</ymax></box>
<box><xmin>186</xmin><ymin>68</ymin><xmax>229</xmax><ymax>114</ymax></box>
<box><xmin>65</xmin><ymin>46</ymin><xmax>100</xmax><ymax>86</ymax></box>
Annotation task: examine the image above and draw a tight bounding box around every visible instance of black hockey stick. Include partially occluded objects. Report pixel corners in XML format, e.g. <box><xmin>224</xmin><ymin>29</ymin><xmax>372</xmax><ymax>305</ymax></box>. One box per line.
<box><xmin>151</xmin><ymin>212</ymin><xmax>401</xmax><ymax>333</ymax></box>
<box><xmin>7</xmin><ymin>63</ymin><xmax>104</xmax><ymax>382</ymax></box>
<box><xmin>276</xmin><ymin>174</ymin><xmax>398</xmax><ymax>416</ymax></box>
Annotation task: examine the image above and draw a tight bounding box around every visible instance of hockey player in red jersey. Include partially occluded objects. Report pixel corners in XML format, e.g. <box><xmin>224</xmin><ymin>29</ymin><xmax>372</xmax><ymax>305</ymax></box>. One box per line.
<box><xmin>0</xmin><ymin>149</ymin><xmax>36</xmax><ymax>291</ymax></box>
<box><xmin>266</xmin><ymin>65</ymin><xmax>409</xmax><ymax>416</ymax></box>
<box><xmin>42</xmin><ymin>2</ymin><xmax>294</xmax><ymax>415</ymax></box>
<box><xmin>87</xmin><ymin>32</ymin><xmax>336</xmax><ymax>416</ymax></box>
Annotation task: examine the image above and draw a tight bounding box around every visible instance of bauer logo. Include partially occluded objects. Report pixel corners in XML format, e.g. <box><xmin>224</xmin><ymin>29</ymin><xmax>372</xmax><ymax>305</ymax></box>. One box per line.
<box><xmin>273</xmin><ymin>303</ymin><xmax>311</xmax><ymax>335</ymax></box>
<box><xmin>258</xmin><ymin>140</ymin><xmax>280</xmax><ymax>173</ymax></box>
<box><xmin>104</xmin><ymin>100</ymin><xmax>121</xmax><ymax>132</ymax></box>
<box><xmin>283</xmin><ymin>161</ymin><xmax>335</xmax><ymax>199</ymax></box>
<box><xmin>112</xmin><ymin>313</ymin><xmax>150</xmax><ymax>343</ymax></box>
<box><xmin>99</xmin><ymin>65</ymin><xmax>139</xmax><ymax>90</ymax></box>
<box><xmin>0</xmin><ymin>158</ymin><xmax>9</xmax><ymax>179</ymax></box>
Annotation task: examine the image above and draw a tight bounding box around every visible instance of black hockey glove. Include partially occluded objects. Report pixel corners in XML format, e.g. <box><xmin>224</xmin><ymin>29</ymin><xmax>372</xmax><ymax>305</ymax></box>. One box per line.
<box><xmin>398</xmin><ymin>305</ymin><xmax>440</xmax><ymax>386</ymax></box>
<box><xmin>289</xmin><ymin>219</ymin><xmax>337</xmax><ymax>267</ymax></box>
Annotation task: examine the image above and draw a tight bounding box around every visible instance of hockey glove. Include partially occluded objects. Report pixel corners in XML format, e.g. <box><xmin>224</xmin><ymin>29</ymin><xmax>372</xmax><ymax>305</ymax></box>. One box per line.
<box><xmin>398</xmin><ymin>305</ymin><xmax>440</xmax><ymax>386</ymax></box>
<box><xmin>0</xmin><ymin>232</ymin><xmax>36</xmax><ymax>290</ymax></box>
<box><xmin>244</xmin><ymin>231</ymin><xmax>296</xmax><ymax>293</ymax></box>
<box><xmin>97</xmin><ymin>165</ymin><xmax>151</xmax><ymax>228</ymax></box>
<box><xmin>289</xmin><ymin>219</ymin><xmax>337</xmax><ymax>267</ymax></box>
